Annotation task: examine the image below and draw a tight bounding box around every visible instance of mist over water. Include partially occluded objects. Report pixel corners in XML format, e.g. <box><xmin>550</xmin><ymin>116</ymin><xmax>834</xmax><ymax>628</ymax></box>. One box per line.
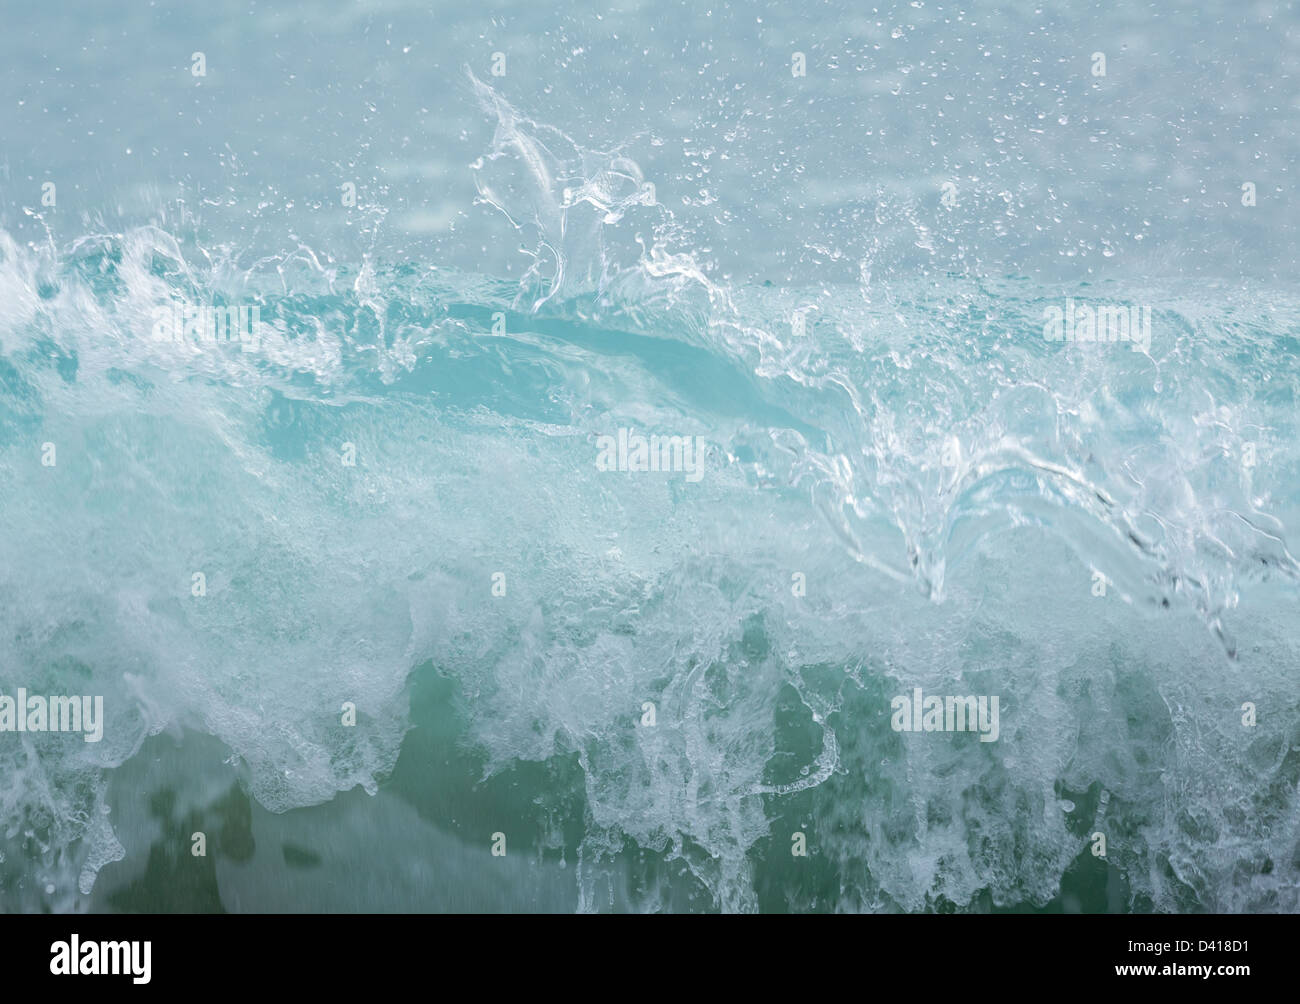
<box><xmin>1</xmin><ymin>1</ymin><xmax>1298</xmax><ymax>913</ymax></box>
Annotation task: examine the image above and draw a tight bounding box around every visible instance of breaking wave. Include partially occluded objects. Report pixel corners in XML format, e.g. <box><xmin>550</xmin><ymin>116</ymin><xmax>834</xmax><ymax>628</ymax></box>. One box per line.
<box><xmin>2</xmin><ymin>73</ymin><xmax>1299</xmax><ymax>914</ymax></box>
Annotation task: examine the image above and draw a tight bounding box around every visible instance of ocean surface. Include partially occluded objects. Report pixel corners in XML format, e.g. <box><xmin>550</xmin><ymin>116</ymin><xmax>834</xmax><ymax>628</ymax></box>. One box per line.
<box><xmin>1</xmin><ymin>0</ymin><xmax>1299</xmax><ymax>913</ymax></box>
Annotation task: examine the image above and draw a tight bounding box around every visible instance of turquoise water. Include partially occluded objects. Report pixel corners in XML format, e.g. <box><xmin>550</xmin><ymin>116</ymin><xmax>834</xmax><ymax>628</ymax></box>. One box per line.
<box><xmin>1</xmin><ymin>1</ymin><xmax>1299</xmax><ymax>913</ymax></box>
